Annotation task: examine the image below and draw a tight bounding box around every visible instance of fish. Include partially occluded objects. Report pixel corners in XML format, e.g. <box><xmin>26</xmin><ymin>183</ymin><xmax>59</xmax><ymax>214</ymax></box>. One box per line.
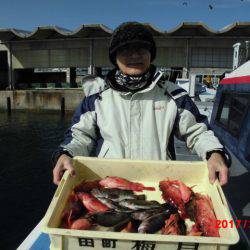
<box><xmin>74</xmin><ymin>180</ymin><xmax>100</xmax><ymax>193</ymax></box>
<box><xmin>93</xmin><ymin>197</ymin><xmax>133</xmax><ymax>212</ymax></box>
<box><xmin>131</xmin><ymin>203</ymin><xmax>177</xmax><ymax>221</ymax></box>
<box><xmin>161</xmin><ymin>214</ymin><xmax>186</xmax><ymax>235</ymax></box>
<box><xmin>99</xmin><ymin>176</ymin><xmax>155</xmax><ymax>191</ymax></box>
<box><xmin>187</xmin><ymin>223</ymin><xmax>203</xmax><ymax>236</ymax></box>
<box><xmin>138</xmin><ymin>210</ymin><xmax>172</xmax><ymax>234</ymax></box>
<box><xmin>132</xmin><ymin>209</ymin><xmax>163</xmax><ymax>221</ymax></box>
<box><xmin>61</xmin><ymin>193</ymin><xmax>85</xmax><ymax>228</ymax></box>
<box><xmin>121</xmin><ymin>221</ymin><xmax>136</xmax><ymax>233</ymax></box>
<box><xmin>108</xmin><ymin>218</ymin><xmax>131</xmax><ymax>232</ymax></box>
<box><xmin>185</xmin><ymin>196</ymin><xmax>196</xmax><ymax>221</ymax></box>
<box><xmin>132</xmin><ymin>211</ymin><xmax>153</xmax><ymax>221</ymax></box>
<box><xmin>119</xmin><ymin>199</ymin><xmax>162</xmax><ymax>210</ymax></box>
<box><xmin>70</xmin><ymin>218</ymin><xmax>92</xmax><ymax>230</ymax></box>
<box><xmin>78</xmin><ymin>193</ymin><xmax>110</xmax><ymax>213</ymax></box>
<box><xmin>159</xmin><ymin>180</ymin><xmax>193</xmax><ymax>219</ymax></box>
<box><xmin>89</xmin><ymin>211</ymin><xmax>130</xmax><ymax>227</ymax></box>
<box><xmin>94</xmin><ymin>197</ymin><xmax>120</xmax><ymax>210</ymax></box>
<box><xmin>91</xmin><ymin>188</ymin><xmax>146</xmax><ymax>202</ymax></box>
<box><xmin>186</xmin><ymin>193</ymin><xmax>219</xmax><ymax>237</ymax></box>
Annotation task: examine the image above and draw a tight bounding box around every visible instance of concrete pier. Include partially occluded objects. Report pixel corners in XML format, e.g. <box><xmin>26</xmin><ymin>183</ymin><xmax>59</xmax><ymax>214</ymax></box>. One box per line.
<box><xmin>0</xmin><ymin>89</ymin><xmax>84</xmax><ymax>111</ymax></box>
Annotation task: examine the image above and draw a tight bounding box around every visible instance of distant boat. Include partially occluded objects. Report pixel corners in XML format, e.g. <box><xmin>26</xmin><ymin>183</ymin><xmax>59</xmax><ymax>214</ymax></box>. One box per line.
<box><xmin>175</xmin><ymin>78</ymin><xmax>190</xmax><ymax>92</ymax></box>
<box><xmin>198</xmin><ymin>87</ymin><xmax>216</xmax><ymax>102</ymax></box>
<box><xmin>175</xmin><ymin>78</ymin><xmax>216</xmax><ymax>102</ymax></box>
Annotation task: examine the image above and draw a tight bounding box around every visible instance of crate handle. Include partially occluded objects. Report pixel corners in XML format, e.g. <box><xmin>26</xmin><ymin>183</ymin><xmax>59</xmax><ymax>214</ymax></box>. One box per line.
<box><xmin>216</xmin><ymin>181</ymin><xmax>227</xmax><ymax>207</ymax></box>
<box><xmin>54</xmin><ymin>177</ymin><xmax>66</xmax><ymax>198</ymax></box>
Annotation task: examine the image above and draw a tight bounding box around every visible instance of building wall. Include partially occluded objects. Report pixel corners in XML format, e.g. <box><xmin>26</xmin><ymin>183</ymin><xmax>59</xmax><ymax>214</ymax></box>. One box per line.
<box><xmin>7</xmin><ymin>37</ymin><xmax>246</xmax><ymax>70</ymax></box>
<box><xmin>154</xmin><ymin>37</ymin><xmax>243</xmax><ymax>69</ymax></box>
<box><xmin>11</xmin><ymin>40</ymin><xmax>91</xmax><ymax>68</ymax></box>
<box><xmin>190</xmin><ymin>67</ymin><xmax>230</xmax><ymax>75</ymax></box>
<box><xmin>189</xmin><ymin>38</ymin><xmax>237</xmax><ymax>69</ymax></box>
<box><xmin>1</xmin><ymin>36</ymin><xmax>249</xmax><ymax>89</ymax></box>
<box><xmin>92</xmin><ymin>39</ymin><xmax>111</xmax><ymax>67</ymax></box>
<box><xmin>0</xmin><ymin>36</ymin><xmax>249</xmax><ymax>109</ymax></box>
<box><xmin>154</xmin><ymin>38</ymin><xmax>187</xmax><ymax>67</ymax></box>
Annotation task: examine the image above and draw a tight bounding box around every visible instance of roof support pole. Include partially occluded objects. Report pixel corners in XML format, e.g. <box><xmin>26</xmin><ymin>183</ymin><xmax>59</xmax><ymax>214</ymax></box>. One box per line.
<box><xmin>69</xmin><ymin>67</ymin><xmax>77</xmax><ymax>88</ymax></box>
<box><xmin>189</xmin><ymin>73</ymin><xmax>196</xmax><ymax>100</ymax></box>
<box><xmin>245</xmin><ymin>41</ymin><xmax>250</xmax><ymax>62</ymax></box>
<box><xmin>7</xmin><ymin>42</ymin><xmax>14</xmax><ymax>90</ymax></box>
<box><xmin>233</xmin><ymin>43</ymin><xmax>241</xmax><ymax>70</ymax></box>
<box><xmin>88</xmin><ymin>39</ymin><xmax>94</xmax><ymax>75</ymax></box>
<box><xmin>185</xmin><ymin>38</ymin><xmax>190</xmax><ymax>77</ymax></box>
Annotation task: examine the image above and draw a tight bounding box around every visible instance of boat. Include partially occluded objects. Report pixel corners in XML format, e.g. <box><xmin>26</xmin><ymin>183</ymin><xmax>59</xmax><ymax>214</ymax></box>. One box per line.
<box><xmin>210</xmin><ymin>59</ymin><xmax>250</xmax><ymax>249</ymax></box>
<box><xmin>198</xmin><ymin>87</ymin><xmax>216</xmax><ymax>102</ymax></box>
<box><xmin>175</xmin><ymin>77</ymin><xmax>217</xmax><ymax>102</ymax></box>
<box><xmin>175</xmin><ymin>78</ymin><xmax>190</xmax><ymax>92</ymax></box>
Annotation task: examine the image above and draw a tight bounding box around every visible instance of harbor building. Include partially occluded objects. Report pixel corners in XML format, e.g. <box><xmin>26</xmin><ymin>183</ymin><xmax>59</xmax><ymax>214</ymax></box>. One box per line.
<box><xmin>0</xmin><ymin>22</ymin><xmax>249</xmax><ymax>110</ymax></box>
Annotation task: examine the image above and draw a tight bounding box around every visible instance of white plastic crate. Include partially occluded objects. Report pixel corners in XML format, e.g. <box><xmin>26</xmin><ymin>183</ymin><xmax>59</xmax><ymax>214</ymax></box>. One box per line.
<box><xmin>42</xmin><ymin>157</ymin><xmax>239</xmax><ymax>250</ymax></box>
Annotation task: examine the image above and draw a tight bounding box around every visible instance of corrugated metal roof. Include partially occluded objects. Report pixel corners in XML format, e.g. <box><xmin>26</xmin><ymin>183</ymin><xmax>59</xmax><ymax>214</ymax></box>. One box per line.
<box><xmin>0</xmin><ymin>24</ymin><xmax>113</xmax><ymax>41</ymax></box>
<box><xmin>167</xmin><ymin>22</ymin><xmax>217</xmax><ymax>36</ymax></box>
<box><xmin>0</xmin><ymin>22</ymin><xmax>250</xmax><ymax>41</ymax></box>
<box><xmin>217</xmin><ymin>22</ymin><xmax>250</xmax><ymax>36</ymax></box>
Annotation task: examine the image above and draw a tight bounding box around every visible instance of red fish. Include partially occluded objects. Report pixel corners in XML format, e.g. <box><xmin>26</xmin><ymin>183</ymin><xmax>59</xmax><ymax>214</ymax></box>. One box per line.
<box><xmin>99</xmin><ymin>176</ymin><xmax>155</xmax><ymax>192</ymax></box>
<box><xmin>121</xmin><ymin>221</ymin><xmax>136</xmax><ymax>233</ymax></box>
<box><xmin>61</xmin><ymin>193</ymin><xmax>84</xmax><ymax>228</ymax></box>
<box><xmin>70</xmin><ymin>218</ymin><xmax>92</xmax><ymax>230</ymax></box>
<box><xmin>159</xmin><ymin>180</ymin><xmax>193</xmax><ymax>219</ymax></box>
<box><xmin>161</xmin><ymin>214</ymin><xmax>186</xmax><ymax>235</ymax></box>
<box><xmin>74</xmin><ymin>180</ymin><xmax>100</xmax><ymax>193</ymax></box>
<box><xmin>187</xmin><ymin>223</ymin><xmax>202</xmax><ymax>236</ymax></box>
<box><xmin>78</xmin><ymin>193</ymin><xmax>110</xmax><ymax>213</ymax></box>
<box><xmin>190</xmin><ymin>193</ymin><xmax>219</xmax><ymax>237</ymax></box>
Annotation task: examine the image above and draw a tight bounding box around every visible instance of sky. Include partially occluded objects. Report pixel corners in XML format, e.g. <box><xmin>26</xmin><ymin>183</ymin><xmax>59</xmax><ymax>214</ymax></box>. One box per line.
<box><xmin>0</xmin><ymin>0</ymin><xmax>250</xmax><ymax>32</ymax></box>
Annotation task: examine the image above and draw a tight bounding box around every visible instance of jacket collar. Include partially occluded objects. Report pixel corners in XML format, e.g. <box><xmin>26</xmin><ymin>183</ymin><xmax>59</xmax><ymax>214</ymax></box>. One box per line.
<box><xmin>134</xmin><ymin>70</ymin><xmax>163</xmax><ymax>95</ymax></box>
<box><xmin>105</xmin><ymin>65</ymin><xmax>163</xmax><ymax>96</ymax></box>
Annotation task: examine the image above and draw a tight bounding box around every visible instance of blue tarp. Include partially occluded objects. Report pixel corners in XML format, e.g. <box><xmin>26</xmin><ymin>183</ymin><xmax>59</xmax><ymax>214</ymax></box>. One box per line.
<box><xmin>30</xmin><ymin>233</ymin><xmax>50</xmax><ymax>250</ymax></box>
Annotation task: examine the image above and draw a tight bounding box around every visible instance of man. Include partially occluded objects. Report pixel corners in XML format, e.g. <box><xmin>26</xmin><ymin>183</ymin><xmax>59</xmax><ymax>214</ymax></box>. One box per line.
<box><xmin>52</xmin><ymin>22</ymin><xmax>230</xmax><ymax>186</ymax></box>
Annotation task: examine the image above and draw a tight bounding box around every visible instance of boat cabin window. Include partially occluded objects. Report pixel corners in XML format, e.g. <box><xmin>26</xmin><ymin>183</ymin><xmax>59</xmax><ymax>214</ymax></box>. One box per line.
<box><xmin>215</xmin><ymin>92</ymin><xmax>250</xmax><ymax>138</ymax></box>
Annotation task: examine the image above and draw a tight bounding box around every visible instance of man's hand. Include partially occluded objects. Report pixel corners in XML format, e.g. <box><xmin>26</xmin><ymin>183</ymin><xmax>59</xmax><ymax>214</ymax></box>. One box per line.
<box><xmin>207</xmin><ymin>152</ymin><xmax>228</xmax><ymax>186</ymax></box>
<box><xmin>53</xmin><ymin>154</ymin><xmax>76</xmax><ymax>185</ymax></box>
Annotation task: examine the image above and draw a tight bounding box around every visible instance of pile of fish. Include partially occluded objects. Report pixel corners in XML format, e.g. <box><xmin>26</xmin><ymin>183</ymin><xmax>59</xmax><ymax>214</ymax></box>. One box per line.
<box><xmin>60</xmin><ymin>176</ymin><xmax>219</xmax><ymax>237</ymax></box>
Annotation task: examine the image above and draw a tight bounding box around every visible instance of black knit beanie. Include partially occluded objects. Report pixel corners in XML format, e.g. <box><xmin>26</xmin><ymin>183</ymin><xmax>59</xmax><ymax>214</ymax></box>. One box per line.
<box><xmin>109</xmin><ymin>22</ymin><xmax>156</xmax><ymax>66</ymax></box>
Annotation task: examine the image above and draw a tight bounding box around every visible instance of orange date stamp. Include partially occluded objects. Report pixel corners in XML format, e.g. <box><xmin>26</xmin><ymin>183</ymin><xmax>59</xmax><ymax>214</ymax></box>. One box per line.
<box><xmin>215</xmin><ymin>219</ymin><xmax>250</xmax><ymax>229</ymax></box>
